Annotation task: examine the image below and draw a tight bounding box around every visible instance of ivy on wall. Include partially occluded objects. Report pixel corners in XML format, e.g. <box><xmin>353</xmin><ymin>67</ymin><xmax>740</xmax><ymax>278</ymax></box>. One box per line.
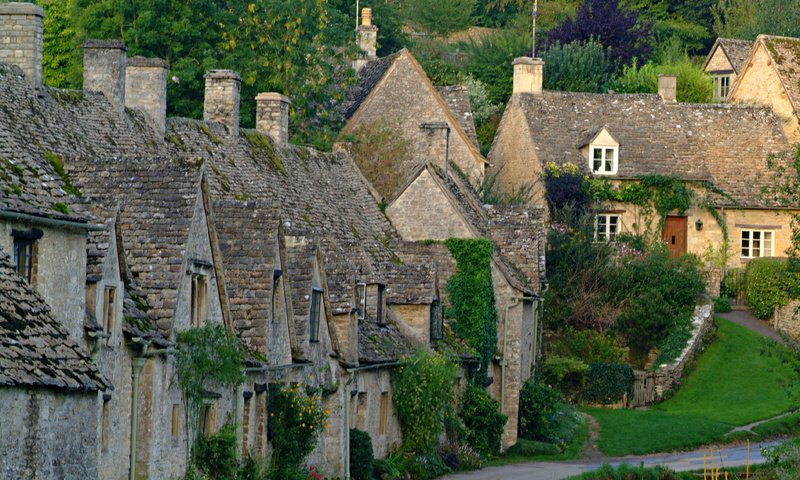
<box><xmin>591</xmin><ymin>174</ymin><xmax>693</xmax><ymax>231</ymax></box>
<box><xmin>445</xmin><ymin>238</ymin><xmax>498</xmax><ymax>383</ymax></box>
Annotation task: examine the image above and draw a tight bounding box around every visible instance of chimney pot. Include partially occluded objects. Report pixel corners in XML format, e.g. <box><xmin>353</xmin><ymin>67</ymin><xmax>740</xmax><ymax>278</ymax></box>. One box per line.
<box><xmin>204</xmin><ymin>69</ymin><xmax>241</xmax><ymax>137</ymax></box>
<box><xmin>255</xmin><ymin>92</ymin><xmax>291</xmax><ymax>146</ymax></box>
<box><xmin>362</xmin><ymin>8</ymin><xmax>372</xmax><ymax>26</ymax></box>
<box><xmin>658</xmin><ymin>74</ymin><xmax>677</xmax><ymax>103</ymax></box>
<box><xmin>513</xmin><ymin>57</ymin><xmax>543</xmax><ymax>96</ymax></box>
<box><xmin>83</xmin><ymin>39</ymin><xmax>128</xmax><ymax>115</ymax></box>
<box><xmin>0</xmin><ymin>2</ymin><xmax>44</xmax><ymax>89</ymax></box>
<box><xmin>125</xmin><ymin>56</ymin><xmax>168</xmax><ymax>135</ymax></box>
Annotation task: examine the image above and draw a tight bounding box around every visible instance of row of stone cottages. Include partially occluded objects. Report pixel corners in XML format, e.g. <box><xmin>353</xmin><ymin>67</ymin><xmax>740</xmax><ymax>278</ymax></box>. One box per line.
<box><xmin>0</xmin><ymin>4</ymin><xmax>546</xmax><ymax>480</ymax></box>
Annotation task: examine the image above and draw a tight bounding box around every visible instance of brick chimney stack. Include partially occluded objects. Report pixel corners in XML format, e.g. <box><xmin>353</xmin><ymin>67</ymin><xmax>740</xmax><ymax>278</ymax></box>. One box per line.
<box><xmin>513</xmin><ymin>57</ymin><xmax>544</xmax><ymax>96</ymax></box>
<box><xmin>658</xmin><ymin>74</ymin><xmax>677</xmax><ymax>103</ymax></box>
<box><xmin>0</xmin><ymin>2</ymin><xmax>44</xmax><ymax>89</ymax></box>
<box><xmin>204</xmin><ymin>69</ymin><xmax>241</xmax><ymax>136</ymax></box>
<box><xmin>256</xmin><ymin>92</ymin><xmax>291</xmax><ymax>147</ymax></box>
<box><xmin>83</xmin><ymin>40</ymin><xmax>128</xmax><ymax>115</ymax></box>
<box><xmin>125</xmin><ymin>56</ymin><xmax>169</xmax><ymax>135</ymax></box>
<box><xmin>354</xmin><ymin>8</ymin><xmax>378</xmax><ymax>73</ymax></box>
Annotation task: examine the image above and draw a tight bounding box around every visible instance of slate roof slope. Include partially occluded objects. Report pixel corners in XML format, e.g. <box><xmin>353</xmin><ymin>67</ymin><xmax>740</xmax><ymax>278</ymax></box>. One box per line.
<box><xmin>66</xmin><ymin>155</ymin><xmax>203</xmax><ymax>333</ymax></box>
<box><xmin>358</xmin><ymin>315</ymin><xmax>413</xmax><ymax>363</ymax></box>
<box><xmin>0</xmin><ymin>248</ymin><xmax>109</xmax><ymax>391</ymax></box>
<box><xmin>212</xmin><ymin>200</ymin><xmax>281</xmax><ymax>351</ymax></box>
<box><xmin>514</xmin><ymin>92</ymin><xmax>790</xmax><ymax>207</ymax></box>
<box><xmin>705</xmin><ymin>38</ymin><xmax>753</xmax><ymax>74</ymax></box>
<box><xmin>0</xmin><ymin>62</ymin><xmax>163</xmax><ymax>222</ymax></box>
<box><xmin>437</xmin><ymin>86</ymin><xmax>479</xmax><ymax>149</ymax></box>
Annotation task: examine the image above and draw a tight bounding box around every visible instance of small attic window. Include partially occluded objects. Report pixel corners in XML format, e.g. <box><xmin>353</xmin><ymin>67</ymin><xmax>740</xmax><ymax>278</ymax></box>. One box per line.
<box><xmin>12</xmin><ymin>229</ymin><xmax>42</xmax><ymax>284</ymax></box>
<box><xmin>376</xmin><ymin>283</ymin><xmax>386</xmax><ymax>326</ymax></box>
<box><xmin>429</xmin><ymin>297</ymin><xmax>443</xmax><ymax>341</ymax></box>
<box><xmin>713</xmin><ymin>75</ymin><xmax>731</xmax><ymax>101</ymax></box>
<box><xmin>591</xmin><ymin>146</ymin><xmax>618</xmax><ymax>175</ymax></box>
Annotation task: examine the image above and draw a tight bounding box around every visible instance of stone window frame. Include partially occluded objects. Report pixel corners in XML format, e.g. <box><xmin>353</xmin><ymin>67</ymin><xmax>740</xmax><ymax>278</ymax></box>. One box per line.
<box><xmin>309</xmin><ymin>287</ymin><xmax>323</xmax><ymax>343</ymax></box>
<box><xmin>712</xmin><ymin>74</ymin><xmax>732</xmax><ymax>101</ymax></box>
<box><xmin>188</xmin><ymin>259</ymin><xmax>212</xmax><ymax>328</ymax></box>
<box><xmin>595</xmin><ymin>214</ymin><xmax>620</xmax><ymax>242</ymax></box>
<box><xmin>11</xmin><ymin>228</ymin><xmax>42</xmax><ymax>284</ymax></box>
<box><xmin>590</xmin><ymin>145</ymin><xmax>618</xmax><ymax>175</ymax></box>
<box><xmin>741</xmin><ymin>229</ymin><xmax>774</xmax><ymax>259</ymax></box>
<box><xmin>102</xmin><ymin>285</ymin><xmax>117</xmax><ymax>344</ymax></box>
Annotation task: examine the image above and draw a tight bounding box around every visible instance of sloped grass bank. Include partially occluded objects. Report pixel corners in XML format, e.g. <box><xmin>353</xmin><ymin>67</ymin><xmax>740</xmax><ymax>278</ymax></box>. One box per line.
<box><xmin>586</xmin><ymin>319</ymin><xmax>795</xmax><ymax>456</ymax></box>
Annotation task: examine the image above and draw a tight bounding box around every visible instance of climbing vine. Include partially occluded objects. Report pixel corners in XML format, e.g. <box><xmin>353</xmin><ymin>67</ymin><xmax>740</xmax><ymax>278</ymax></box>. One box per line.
<box><xmin>591</xmin><ymin>175</ymin><xmax>693</xmax><ymax>231</ymax></box>
<box><xmin>175</xmin><ymin>324</ymin><xmax>247</xmax><ymax>452</ymax></box>
<box><xmin>445</xmin><ymin>238</ymin><xmax>498</xmax><ymax>384</ymax></box>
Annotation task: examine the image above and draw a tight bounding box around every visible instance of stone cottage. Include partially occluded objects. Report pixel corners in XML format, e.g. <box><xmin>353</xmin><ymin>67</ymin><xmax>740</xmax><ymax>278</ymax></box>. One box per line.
<box><xmin>702</xmin><ymin>38</ymin><xmax>753</xmax><ymax>101</ymax></box>
<box><xmin>489</xmin><ymin>56</ymin><xmax>798</xmax><ymax>271</ymax></box>
<box><xmin>0</xmin><ymin>3</ymin><xmax>548</xmax><ymax>479</ymax></box>
<box><xmin>728</xmin><ymin>35</ymin><xmax>800</xmax><ymax>143</ymax></box>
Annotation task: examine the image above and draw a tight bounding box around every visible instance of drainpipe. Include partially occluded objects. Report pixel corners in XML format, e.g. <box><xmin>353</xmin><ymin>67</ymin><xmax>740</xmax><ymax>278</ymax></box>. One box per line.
<box><xmin>500</xmin><ymin>297</ymin><xmax>533</xmax><ymax>415</ymax></box>
<box><xmin>129</xmin><ymin>340</ymin><xmax>175</xmax><ymax>480</ymax></box>
<box><xmin>343</xmin><ymin>362</ymin><xmax>402</xmax><ymax>480</ymax></box>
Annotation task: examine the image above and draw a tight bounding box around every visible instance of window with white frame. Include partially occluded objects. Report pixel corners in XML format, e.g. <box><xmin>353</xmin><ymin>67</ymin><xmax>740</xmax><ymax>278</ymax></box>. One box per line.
<box><xmin>741</xmin><ymin>229</ymin><xmax>774</xmax><ymax>258</ymax></box>
<box><xmin>595</xmin><ymin>214</ymin><xmax>619</xmax><ymax>242</ymax></box>
<box><xmin>713</xmin><ymin>75</ymin><xmax>731</xmax><ymax>101</ymax></box>
<box><xmin>591</xmin><ymin>146</ymin><xmax>618</xmax><ymax>175</ymax></box>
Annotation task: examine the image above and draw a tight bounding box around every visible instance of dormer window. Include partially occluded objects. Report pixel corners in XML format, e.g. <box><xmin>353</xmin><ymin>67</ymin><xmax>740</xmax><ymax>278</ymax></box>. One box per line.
<box><xmin>102</xmin><ymin>286</ymin><xmax>117</xmax><ymax>343</ymax></box>
<box><xmin>12</xmin><ymin>229</ymin><xmax>42</xmax><ymax>283</ymax></box>
<box><xmin>309</xmin><ymin>287</ymin><xmax>323</xmax><ymax>342</ymax></box>
<box><xmin>191</xmin><ymin>274</ymin><xmax>208</xmax><ymax>328</ymax></box>
<box><xmin>713</xmin><ymin>74</ymin><xmax>731</xmax><ymax>101</ymax></box>
<box><xmin>356</xmin><ymin>283</ymin><xmax>367</xmax><ymax>321</ymax></box>
<box><xmin>591</xmin><ymin>146</ymin><xmax>618</xmax><ymax>175</ymax></box>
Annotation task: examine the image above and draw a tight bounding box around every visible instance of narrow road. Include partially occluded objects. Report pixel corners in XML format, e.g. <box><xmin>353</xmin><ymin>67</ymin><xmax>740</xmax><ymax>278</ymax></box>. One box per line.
<box><xmin>440</xmin><ymin>440</ymin><xmax>783</xmax><ymax>480</ymax></box>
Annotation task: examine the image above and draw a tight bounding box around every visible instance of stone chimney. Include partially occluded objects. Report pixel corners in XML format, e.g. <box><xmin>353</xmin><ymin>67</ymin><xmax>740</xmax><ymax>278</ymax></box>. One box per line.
<box><xmin>513</xmin><ymin>57</ymin><xmax>544</xmax><ymax>96</ymax></box>
<box><xmin>0</xmin><ymin>2</ymin><xmax>44</xmax><ymax>89</ymax></box>
<box><xmin>658</xmin><ymin>74</ymin><xmax>677</xmax><ymax>103</ymax></box>
<box><xmin>419</xmin><ymin>122</ymin><xmax>451</xmax><ymax>173</ymax></box>
<box><xmin>354</xmin><ymin>7</ymin><xmax>378</xmax><ymax>72</ymax></box>
<box><xmin>125</xmin><ymin>56</ymin><xmax>168</xmax><ymax>135</ymax></box>
<box><xmin>203</xmin><ymin>69</ymin><xmax>241</xmax><ymax>136</ymax></box>
<box><xmin>83</xmin><ymin>40</ymin><xmax>127</xmax><ymax>115</ymax></box>
<box><xmin>255</xmin><ymin>93</ymin><xmax>291</xmax><ymax>146</ymax></box>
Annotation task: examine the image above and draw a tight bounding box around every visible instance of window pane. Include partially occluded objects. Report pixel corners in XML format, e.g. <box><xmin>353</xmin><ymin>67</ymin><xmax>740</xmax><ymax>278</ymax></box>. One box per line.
<box><xmin>764</xmin><ymin>232</ymin><xmax>774</xmax><ymax>256</ymax></box>
<box><xmin>608</xmin><ymin>216</ymin><xmax>618</xmax><ymax>241</ymax></box>
<box><xmin>309</xmin><ymin>289</ymin><xmax>321</xmax><ymax>342</ymax></box>
<box><xmin>593</xmin><ymin>148</ymin><xmax>603</xmax><ymax>160</ymax></box>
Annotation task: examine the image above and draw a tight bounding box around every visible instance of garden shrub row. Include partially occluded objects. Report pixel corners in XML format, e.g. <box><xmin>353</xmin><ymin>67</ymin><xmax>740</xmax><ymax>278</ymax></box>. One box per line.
<box><xmin>744</xmin><ymin>258</ymin><xmax>800</xmax><ymax>319</ymax></box>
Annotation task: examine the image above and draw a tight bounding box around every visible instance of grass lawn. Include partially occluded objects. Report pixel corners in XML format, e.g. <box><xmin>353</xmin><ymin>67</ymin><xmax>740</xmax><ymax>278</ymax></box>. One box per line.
<box><xmin>586</xmin><ymin>318</ymin><xmax>797</xmax><ymax>456</ymax></box>
<box><xmin>653</xmin><ymin>319</ymin><xmax>795</xmax><ymax>425</ymax></box>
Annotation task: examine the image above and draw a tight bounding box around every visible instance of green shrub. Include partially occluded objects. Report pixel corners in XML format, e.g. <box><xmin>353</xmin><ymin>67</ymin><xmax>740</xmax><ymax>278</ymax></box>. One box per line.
<box><xmin>518</xmin><ymin>379</ymin><xmax>578</xmax><ymax>445</ymax></box>
<box><xmin>267</xmin><ymin>383</ymin><xmax>327</xmax><ymax>478</ymax></box>
<box><xmin>582</xmin><ymin>363</ymin><xmax>634</xmax><ymax>405</ymax></box>
<box><xmin>653</xmin><ymin>311</ymin><xmax>693</xmax><ymax>367</ymax></box>
<box><xmin>540</xmin><ymin>356</ymin><xmax>590</xmax><ymax>401</ymax></box>
<box><xmin>746</xmin><ymin>258</ymin><xmax>792</xmax><ymax>319</ymax></box>
<box><xmin>607</xmin><ymin>59</ymin><xmax>713</xmax><ymax>103</ymax></box>
<box><xmin>350</xmin><ymin>428</ymin><xmax>374</xmax><ymax>480</ymax></box>
<box><xmin>394</xmin><ymin>452</ymin><xmax>451</xmax><ymax>479</ymax></box>
<box><xmin>192</xmin><ymin>424</ymin><xmax>239</xmax><ymax>480</ymax></box>
<box><xmin>458</xmin><ymin>385</ymin><xmax>507</xmax><ymax>456</ymax></box>
<box><xmin>439</xmin><ymin>444</ymin><xmax>483</xmax><ymax>471</ymax></box>
<box><xmin>506</xmin><ymin>438</ymin><xmax>561</xmax><ymax>457</ymax></box>
<box><xmin>541</xmin><ymin>40</ymin><xmax>613</xmax><ymax>93</ymax></box>
<box><xmin>392</xmin><ymin>349</ymin><xmax>459</xmax><ymax>453</ymax></box>
<box><xmin>372</xmin><ymin>457</ymin><xmax>400</xmax><ymax>480</ymax></box>
<box><xmin>714</xmin><ymin>295</ymin><xmax>732</xmax><ymax>313</ymax></box>
<box><xmin>552</xmin><ymin>328</ymin><xmax>626</xmax><ymax>364</ymax></box>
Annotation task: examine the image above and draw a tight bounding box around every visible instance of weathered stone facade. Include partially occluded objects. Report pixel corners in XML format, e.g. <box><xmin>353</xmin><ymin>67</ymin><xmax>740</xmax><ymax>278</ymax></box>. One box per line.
<box><xmin>204</xmin><ymin>69</ymin><xmax>241</xmax><ymax>136</ymax></box>
<box><xmin>83</xmin><ymin>40</ymin><xmax>127</xmax><ymax>115</ymax></box>
<box><xmin>126</xmin><ymin>56</ymin><xmax>169</xmax><ymax>135</ymax></box>
<box><xmin>255</xmin><ymin>92</ymin><xmax>291</xmax><ymax>146</ymax></box>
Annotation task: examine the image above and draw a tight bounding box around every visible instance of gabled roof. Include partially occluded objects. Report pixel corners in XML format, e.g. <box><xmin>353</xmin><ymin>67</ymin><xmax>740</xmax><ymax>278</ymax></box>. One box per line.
<box><xmin>437</xmin><ymin>85</ymin><xmax>479</xmax><ymax>149</ymax></box>
<box><xmin>67</xmin><ymin>155</ymin><xmax>204</xmax><ymax>332</ymax></box>
<box><xmin>733</xmin><ymin>35</ymin><xmax>800</xmax><ymax>115</ymax></box>
<box><xmin>0</xmin><ymin>248</ymin><xmax>109</xmax><ymax>391</ymax></box>
<box><xmin>511</xmin><ymin>91</ymin><xmax>791</xmax><ymax>208</ymax></box>
<box><xmin>344</xmin><ymin>50</ymin><xmax>403</xmax><ymax>119</ymax></box>
<box><xmin>704</xmin><ymin>38</ymin><xmax>753</xmax><ymax>74</ymax></box>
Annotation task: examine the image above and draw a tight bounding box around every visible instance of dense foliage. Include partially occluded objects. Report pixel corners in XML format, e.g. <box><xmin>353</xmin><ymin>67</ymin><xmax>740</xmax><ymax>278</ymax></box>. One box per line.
<box><xmin>175</xmin><ymin>325</ymin><xmax>246</xmax><ymax>448</ymax></box>
<box><xmin>445</xmin><ymin>238</ymin><xmax>498</xmax><ymax>384</ymax></box>
<box><xmin>267</xmin><ymin>383</ymin><xmax>327</xmax><ymax>478</ymax></box>
<box><xmin>551</xmin><ymin>328</ymin><xmax>627</xmax><ymax>364</ymax></box>
<box><xmin>745</xmin><ymin>258</ymin><xmax>800</xmax><ymax>320</ymax></box>
<box><xmin>714</xmin><ymin>0</ymin><xmax>800</xmax><ymax>40</ymax></box>
<box><xmin>457</xmin><ymin>385</ymin><xmax>508</xmax><ymax>456</ymax></box>
<box><xmin>518</xmin><ymin>378</ymin><xmax>580</xmax><ymax>446</ymax></box>
<box><xmin>541</xmin><ymin>40</ymin><xmax>612</xmax><ymax>93</ymax></box>
<box><xmin>349</xmin><ymin>428</ymin><xmax>375</xmax><ymax>480</ymax></box>
<box><xmin>540</xmin><ymin>356</ymin><xmax>590</xmax><ymax>401</ymax></box>
<box><xmin>582</xmin><ymin>363</ymin><xmax>634</xmax><ymax>405</ymax></box>
<box><xmin>607</xmin><ymin>59</ymin><xmax>713</xmax><ymax>103</ymax></box>
<box><xmin>192</xmin><ymin>424</ymin><xmax>239</xmax><ymax>480</ymax></box>
<box><xmin>392</xmin><ymin>349</ymin><xmax>459</xmax><ymax>454</ymax></box>
<box><xmin>404</xmin><ymin>0</ymin><xmax>477</xmax><ymax>36</ymax></box>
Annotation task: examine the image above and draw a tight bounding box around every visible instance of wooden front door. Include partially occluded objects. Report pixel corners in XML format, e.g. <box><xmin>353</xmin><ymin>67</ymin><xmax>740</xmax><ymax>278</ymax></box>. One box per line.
<box><xmin>662</xmin><ymin>216</ymin><xmax>688</xmax><ymax>258</ymax></box>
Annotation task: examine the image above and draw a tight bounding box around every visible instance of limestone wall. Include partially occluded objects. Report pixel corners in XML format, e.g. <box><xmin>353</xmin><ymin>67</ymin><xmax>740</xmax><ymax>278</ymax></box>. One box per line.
<box><xmin>0</xmin><ymin>388</ymin><xmax>100</xmax><ymax>480</ymax></box>
<box><xmin>387</xmin><ymin>169</ymin><xmax>473</xmax><ymax>241</ymax></box>
<box><xmin>204</xmin><ymin>70</ymin><xmax>241</xmax><ymax>136</ymax></box>
<box><xmin>0</xmin><ymin>221</ymin><xmax>88</xmax><ymax>345</ymax></box>
<box><xmin>256</xmin><ymin>92</ymin><xmax>290</xmax><ymax>145</ymax></box>
<box><xmin>774</xmin><ymin>300</ymin><xmax>800</xmax><ymax>339</ymax></box>
<box><xmin>352</xmin><ymin>369</ymin><xmax>401</xmax><ymax>459</ymax></box>
<box><xmin>731</xmin><ymin>43</ymin><xmax>800</xmax><ymax>142</ymax></box>
<box><xmin>125</xmin><ymin>56</ymin><xmax>168</xmax><ymax>135</ymax></box>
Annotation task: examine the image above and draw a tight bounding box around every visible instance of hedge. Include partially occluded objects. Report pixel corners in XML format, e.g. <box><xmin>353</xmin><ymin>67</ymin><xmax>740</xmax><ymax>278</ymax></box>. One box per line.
<box><xmin>581</xmin><ymin>363</ymin><xmax>634</xmax><ymax>405</ymax></box>
<box><xmin>745</xmin><ymin>258</ymin><xmax>793</xmax><ymax>319</ymax></box>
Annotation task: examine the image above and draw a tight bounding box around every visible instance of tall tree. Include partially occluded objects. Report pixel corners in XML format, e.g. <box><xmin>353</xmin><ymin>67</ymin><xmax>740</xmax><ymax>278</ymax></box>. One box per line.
<box><xmin>545</xmin><ymin>0</ymin><xmax>653</xmax><ymax>67</ymax></box>
<box><xmin>404</xmin><ymin>0</ymin><xmax>477</xmax><ymax>36</ymax></box>
<box><xmin>714</xmin><ymin>0</ymin><xmax>800</xmax><ymax>39</ymax></box>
